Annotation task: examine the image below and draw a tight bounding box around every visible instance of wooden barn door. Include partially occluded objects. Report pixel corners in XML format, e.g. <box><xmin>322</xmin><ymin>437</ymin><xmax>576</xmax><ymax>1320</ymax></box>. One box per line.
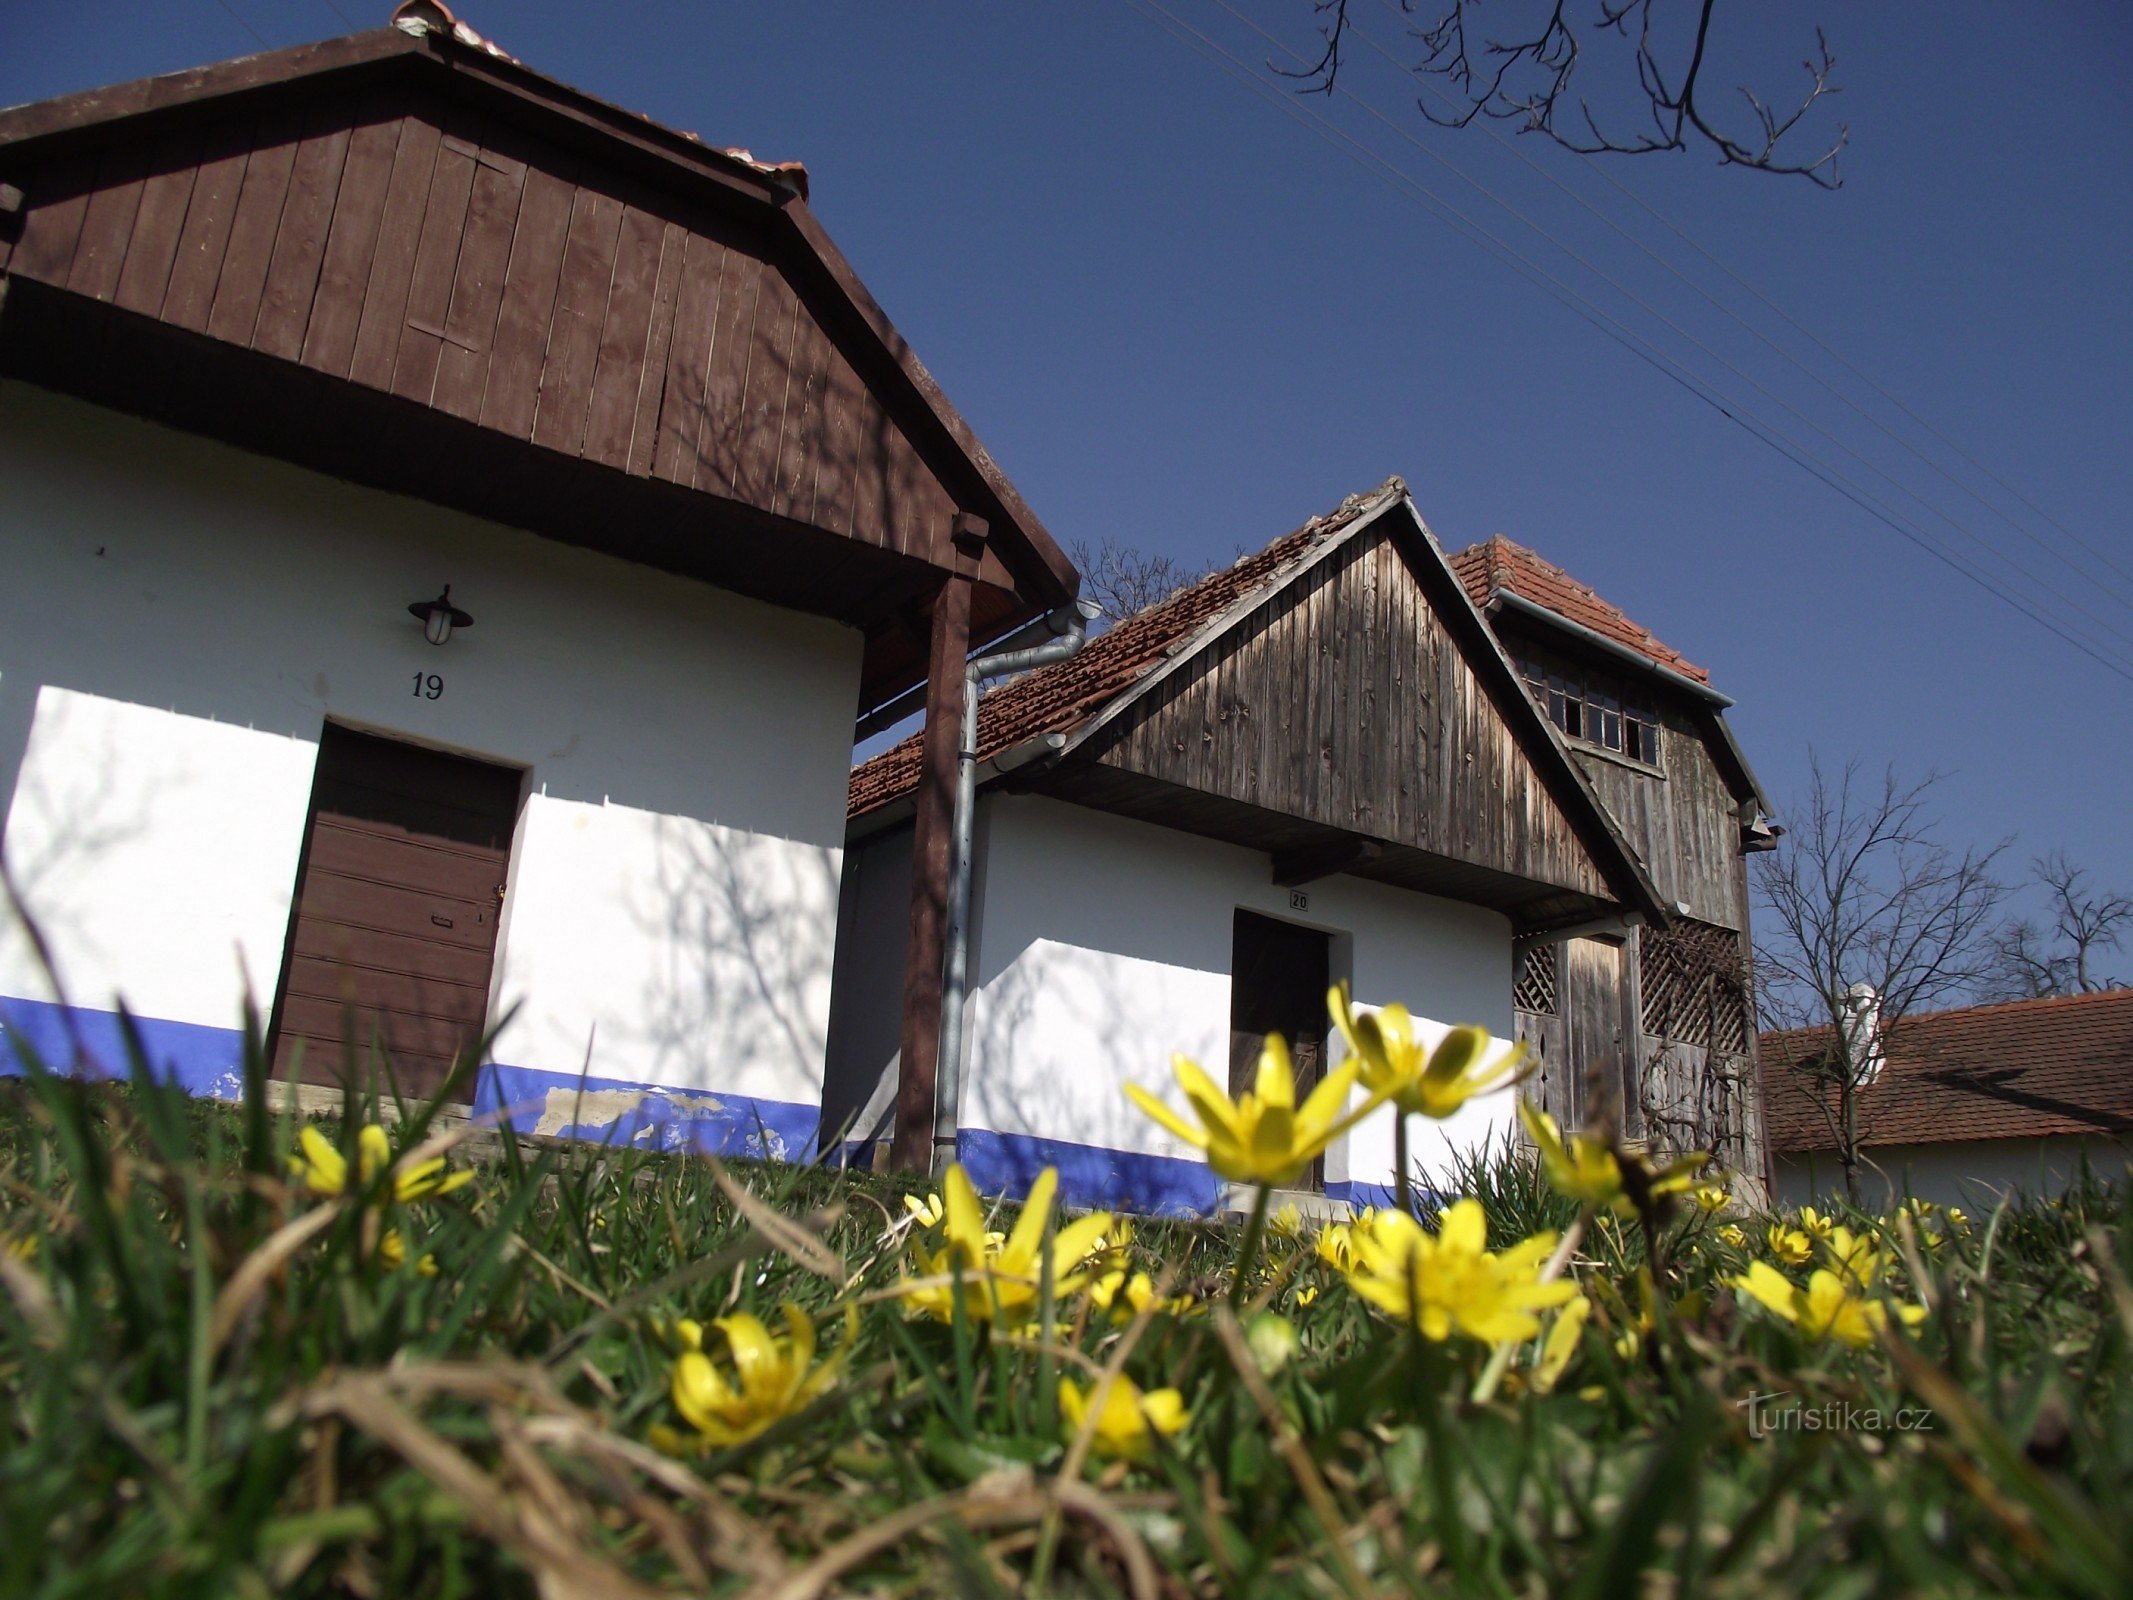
<box><xmin>1230</xmin><ymin>910</ymin><xmax>1331</xmax><ymax>1189</ymax></box>
<box><xmin>1564</xmin><ymin>937</ymin><xmax>1630</xmax><ymax>1133</ymax></box>
<box><xmin>271</xmin><ymin>725</ymin><xmax>521</xmax><ymax>1101</ymax></box>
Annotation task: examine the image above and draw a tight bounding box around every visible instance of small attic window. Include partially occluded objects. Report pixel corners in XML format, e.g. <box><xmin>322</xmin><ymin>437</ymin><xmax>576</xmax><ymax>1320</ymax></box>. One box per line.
<box><xmin>1520</xmin><ymin>656</ymin><xmax>1662</xmax><ymax>767</ymax></box>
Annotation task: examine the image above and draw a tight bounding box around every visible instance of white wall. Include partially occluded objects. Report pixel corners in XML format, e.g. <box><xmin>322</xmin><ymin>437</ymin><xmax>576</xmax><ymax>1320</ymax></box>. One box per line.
<box><xmin>958</xmin><ymin>793</ymin><xmax>1519</xmax><ymax>1201</ymax></box>
<box><xmin>0</xmin><ymin>384</ymin><xmax>858</xmax><ymax>1112</ymax></box>
<box><xmin>1776</xmin><ymin>1136</ymin><xmax>2133</xmax><ymax>1212</ymax></box>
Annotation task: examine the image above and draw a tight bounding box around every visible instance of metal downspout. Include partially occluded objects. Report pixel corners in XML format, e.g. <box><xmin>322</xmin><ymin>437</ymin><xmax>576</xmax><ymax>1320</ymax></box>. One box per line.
<box><xmin>932</xmin><ymin>598</ymin><xmax>1098</xmax><ymax>1171</ymax></box>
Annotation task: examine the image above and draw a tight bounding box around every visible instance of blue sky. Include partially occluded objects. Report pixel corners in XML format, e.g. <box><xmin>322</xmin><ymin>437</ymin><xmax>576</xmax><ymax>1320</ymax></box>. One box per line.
<box><xmin>8</xmin><ymin>1</ymin><xmax>2130</xmax><ymax>941</ymax></box>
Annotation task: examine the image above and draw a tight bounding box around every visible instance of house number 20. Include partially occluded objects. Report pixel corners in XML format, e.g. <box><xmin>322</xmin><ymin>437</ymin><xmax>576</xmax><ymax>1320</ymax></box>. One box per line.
<box><xmin>412</xmin><ymin>672</ymin><xmax>444</xmax><ymax>700</ymax></box>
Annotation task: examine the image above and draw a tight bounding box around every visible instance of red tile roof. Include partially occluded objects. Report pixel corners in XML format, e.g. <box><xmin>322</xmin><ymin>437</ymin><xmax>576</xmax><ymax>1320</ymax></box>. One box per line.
<box><xmin>849</xmin><ymin>481</ymin><xmax>1402</xmax><ymax>818</ymax></box>
<box><xmin>1447</xmin><ymin>535</ymin><xmax>1709</xmax><ymax>684</ymax></box>
<box><xmin>1761</xmin><ymin>989</ymin><xmax>2133</xmax><ymax>1152</ymax></box>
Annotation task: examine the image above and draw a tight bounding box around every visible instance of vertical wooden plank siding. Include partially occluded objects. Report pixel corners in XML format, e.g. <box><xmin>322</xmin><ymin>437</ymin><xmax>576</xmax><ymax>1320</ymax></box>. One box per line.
<box><xmin>850</xmin><ymin>386</ymin><xmax>893</xmax><ymax>551</ymax></box>
<box><xmin>623</xmin><ymin>220</ymin><xmax>687</xmax><ymax>476</ymax></box>
<box><xmin>111</xmin><ymin>130</ymin><xmax>204</xmax><ymax>316</ymax></box>
<box><xmin>743</xmin><ymin>265</ymin><xmax>802</xmax><ymax>511</ymax></box>
<box><xmin>428</xmin><ymin>138</ymin><xmax>529</xmax><ymax>421</ymax></box>
<box><xmin>810</xmin><ymin>348</ymin><xmax>863</xmax><ymax>539</ymax></box>
<box><xmin>161</xmin><ymin>122</ymin><xmax>257</xmax><ymax>331</ymax></box>
<box><xmin>299</xmin><ymin>100</ymin><xmax>405</xmax><ymax>377</ymax></box>
<box><xmin>476</xmin><ymin>161</ymin><xmax>575</xmax><ymax>438</ymax></box>
<box><xmin>251</xmin><ymin>108</ymin><xmax>355</xmax><ymax>361</ymax></box>
<box><xmin>64</xmin><ymin>144</ymin><xmax>150</xmax><ymax>302</ymax></box>
<box><xmin>527</xmin><ymin>185</ymin><xmax>622</xmax><ymax>456</ymax></box>
<box><xmin>389</xmin><ymin>121</ymin><xmax>481</xmax><ymax>405</ymax></box>
<box><xmin>8</xmin><ymin>152</ymin><xmax>96</xmax><ymax>287</ymax></box>
<box><xmin>691</xmin><ymin>246</ymin><xmax>762</xmax><ymax>495</ymax></box>
<box><xmin>347</xmin><ymin>113</ymin><xmax>443</xmax><ymax>388</ymax></box>
<box><xmin>205</xmin><ymin>105</ymin><xmax>305</xmax><ymax>346</ymax></box>
<box><xmin>649</xmin><ymin>228</ymin><xmax>725</xmax><ymax>481</ymax></box>
<box><xmin>775</xmin><ymin>310</ymin><xmax>828</xmax><ymax>522</ymax></box>
<box><xmin>579</xmin><ymin>202</ymin><xmax>667</xmax><ymax>468</ymax></box>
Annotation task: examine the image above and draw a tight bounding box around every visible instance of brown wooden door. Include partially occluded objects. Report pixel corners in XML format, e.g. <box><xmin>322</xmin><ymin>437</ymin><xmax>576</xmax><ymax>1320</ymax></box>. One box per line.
<box><xmin>1564</xmin><ymin>937</ymin><xmax>1628</xmax><ymax>1133</ymax></box>
<box><xmin>1229</xmin><ymin>910</ymin><xmax>1331</xmax><ymax>1189</ymax></box>
<box><xmin>272</xmin><ymin>725</ymin><xmax>521</xmax><ymax>1101</ymax></box>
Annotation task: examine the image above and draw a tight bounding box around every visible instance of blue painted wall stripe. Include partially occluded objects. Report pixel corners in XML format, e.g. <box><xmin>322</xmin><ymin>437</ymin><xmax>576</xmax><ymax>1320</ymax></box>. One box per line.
<box><xmin>956</xmin><ymin>1126</ymin><xmax>1224</xmax><ymax>1216</ymax></box>
<box><xmin>0</xmin><ymin>994</ymin><xmax>246</xmax><ymax>1096</ymax></box>
<box><xmin>474</xmin><ymin>1061</ymin><xmax>819</xmax><ymax>1163</ymax></box>
<box><xmin>0</xmin><ymin>996</ymin><xmax>822</xmax><ymax>1163</ymax></box>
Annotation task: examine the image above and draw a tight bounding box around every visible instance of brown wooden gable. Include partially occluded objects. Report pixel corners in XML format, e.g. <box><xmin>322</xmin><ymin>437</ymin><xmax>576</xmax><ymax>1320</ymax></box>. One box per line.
<box><xmin>1070</xmin><ymin>511</ymin><xmax>1621</xmax><ymax>912</ymax></box>
<box><xmin>0</xmin><ymin>27</ymin><xmax>1072</xmax><ymax>701</ymax></box>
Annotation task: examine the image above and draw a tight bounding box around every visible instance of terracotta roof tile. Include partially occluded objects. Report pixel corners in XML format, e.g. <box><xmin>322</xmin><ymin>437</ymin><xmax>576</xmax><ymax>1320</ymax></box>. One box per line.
<box><xmin>849</xmin><ymin>480</ymin><xmax>1403</xmax><ymax>818</ymax></box>
<box><xmin>1761</xmin><ymin>989</ymin><xmax>2133</xmax><ymax>1152</ymax></box>
<box><xmin>1446</xmin><ymin>535</ymin><xmax>1709</xmax><ymax>684</ymax></box>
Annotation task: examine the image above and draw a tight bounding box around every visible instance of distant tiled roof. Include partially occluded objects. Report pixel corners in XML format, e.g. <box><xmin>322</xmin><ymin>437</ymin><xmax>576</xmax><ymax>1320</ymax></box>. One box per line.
<box><xmin>1761</xmin><ymin>990</ymin><xmax>2133</xmax><ymax>1152</ymax></box>
<box><xmin>849</xmin><ymin>480</ymin><xmax>1403</xmax><ymax>818</ymax></box>
<box><xmin>1447</xmin><ymin>535</ymin><xmax>1709</xmax><ymax>684</ymax></box>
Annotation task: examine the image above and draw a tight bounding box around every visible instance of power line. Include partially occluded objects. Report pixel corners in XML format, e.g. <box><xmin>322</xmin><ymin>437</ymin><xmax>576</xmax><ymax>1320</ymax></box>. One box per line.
<box><xmin>1209</xmin><ymin>0</ymin><xmax>2133</xmax><ymax>653</ymax></box>
<box><xmin>1121</xmin><ymin>0</ymin><xmax>2133</xmax><ymax>681</ymax></box>
<box><xmin>210</xmin><ymin>0</ymin><xmax>270</xmax><ymax>49</ymax></box>
<box><xmin>1345</xmin><ymin>0</ymin><xmax>2133</xmax><ymax>612</ymax></box>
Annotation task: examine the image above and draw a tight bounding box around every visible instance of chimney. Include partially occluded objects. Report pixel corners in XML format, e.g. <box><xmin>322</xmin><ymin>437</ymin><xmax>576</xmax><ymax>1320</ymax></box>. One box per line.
<box><xmin>1839</xmin><ymin>982</ymin><xmax>1885</xmax><ymax>1087</ymax></box>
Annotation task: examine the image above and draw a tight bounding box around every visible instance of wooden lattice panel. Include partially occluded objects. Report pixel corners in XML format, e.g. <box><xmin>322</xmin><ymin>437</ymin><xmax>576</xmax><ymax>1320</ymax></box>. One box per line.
<box><xmin>1514</xmin><ymin>942</ymin><xmax>1559</xmax><ymax>1015</ymax></box>
<box><xmin>1639</xmin><ymin>920</ymin><xmax>1748</xmax><ymax>1052</ymax></box>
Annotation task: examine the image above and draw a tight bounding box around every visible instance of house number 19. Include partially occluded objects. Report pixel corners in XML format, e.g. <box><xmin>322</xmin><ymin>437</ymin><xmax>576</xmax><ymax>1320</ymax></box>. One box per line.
<box><xmin>412</xmin><ymin>672</ymin><xmax>444</xmax><ymax>700</ymax></box>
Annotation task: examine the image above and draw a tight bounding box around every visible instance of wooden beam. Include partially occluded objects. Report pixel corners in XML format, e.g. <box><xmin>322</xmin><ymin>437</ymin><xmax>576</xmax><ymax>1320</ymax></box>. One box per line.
<box><xmin>889</xmin><ymin>515</ymin><xmax>987</xmax><ymax>1173</ymax></box>
<box><xmin>1270</xmin><ymin>836</ymin><xmax>1382</xmax><ymax>889</ymax></box>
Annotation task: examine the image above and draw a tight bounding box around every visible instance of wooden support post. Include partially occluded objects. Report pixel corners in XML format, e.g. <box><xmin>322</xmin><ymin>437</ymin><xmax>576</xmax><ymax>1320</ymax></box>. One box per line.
<box><xmin>889</xmin><ymin>515</ymin><xmax>987</xmax><ymax>1173</ymax></box>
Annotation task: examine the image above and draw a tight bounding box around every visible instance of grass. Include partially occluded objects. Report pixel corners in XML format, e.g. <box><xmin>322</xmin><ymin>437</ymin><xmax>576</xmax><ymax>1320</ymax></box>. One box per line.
<box><xmin>2</xmin><ymin>1015</ymin><xmax>2131</xmax><ymax>1597</ymax></box>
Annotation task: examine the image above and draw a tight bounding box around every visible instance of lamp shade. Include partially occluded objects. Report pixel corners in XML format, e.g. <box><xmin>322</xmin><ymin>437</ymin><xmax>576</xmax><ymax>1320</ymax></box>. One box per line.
<box><xmin>409</xmin><ymin>586</ymin><xmax>474</xmax><ymax>646</ymax></box>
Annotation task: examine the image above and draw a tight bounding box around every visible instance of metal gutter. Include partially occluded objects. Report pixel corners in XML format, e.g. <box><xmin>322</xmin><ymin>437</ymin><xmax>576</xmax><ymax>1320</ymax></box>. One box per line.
<box><xmin>933</xmin><ymin>599</ymin><xmax>1099</xmax><ymax>1170</ymax></box>
<box><xmin>1487</xmin><ymin>588</ymin><xmax>1735</xmax><ymax>709</ymax></box>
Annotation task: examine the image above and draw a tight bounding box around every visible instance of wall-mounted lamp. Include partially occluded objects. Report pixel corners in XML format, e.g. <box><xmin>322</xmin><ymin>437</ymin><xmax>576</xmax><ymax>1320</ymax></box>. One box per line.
<box><xmin>408</xmin><ymin>586</ymin><xmax>473</xmax><ymax>646</ymax></box>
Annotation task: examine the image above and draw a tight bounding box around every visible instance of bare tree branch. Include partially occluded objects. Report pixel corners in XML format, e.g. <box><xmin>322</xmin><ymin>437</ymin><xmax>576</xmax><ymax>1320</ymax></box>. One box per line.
<box><xmin>1986</xmin><ymin>851</ymin><xmax>2133</xmax><ymax>998</ymax></box>
<box><xmin>1288</xmin><ymin>0</ymin><xmax>1847</xmax><ymax>187</ymax></box>
<box><xmin>1066</xmin><ymin>540</ymin><xmax>1217</xmax><ymax>627</ymax></box>
<box><xmin>1752</xmin><ymin>756</ymin><xmax>2009</xmax><ymax>1201</ymax></box>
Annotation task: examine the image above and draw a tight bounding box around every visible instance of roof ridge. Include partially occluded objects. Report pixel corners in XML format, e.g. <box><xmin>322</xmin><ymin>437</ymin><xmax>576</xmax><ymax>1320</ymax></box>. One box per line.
<box><xmin>1763</xmin><ymin>985</ymin><xmax>2133</xmax><ymax>1042</ymax></box>
<box><xmin>849</xmin><ymin>478</ymin><xmax>1405</xmax><ymax>819</ymax></box>
<box><xmin>1446</xmin><ymin>534</ymin><xmax>1710</xmax><ymax>684</ymax></box>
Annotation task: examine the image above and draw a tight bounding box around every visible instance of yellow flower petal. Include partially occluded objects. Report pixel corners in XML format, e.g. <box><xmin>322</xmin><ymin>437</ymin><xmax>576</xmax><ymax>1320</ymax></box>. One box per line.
<box><xmin>1125</xmin><ymin>1082</ymin><xmax>1210</xmax><ymax>1150</ymax></box>
<box><xmin>1254</xmin><ymin>1035</ymin><xmax>1297</xmax><ymax>1111</ymax></box>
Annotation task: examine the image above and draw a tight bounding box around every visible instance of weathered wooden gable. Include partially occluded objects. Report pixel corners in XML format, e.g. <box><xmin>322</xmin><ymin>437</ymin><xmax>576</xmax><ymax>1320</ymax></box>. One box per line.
<box><xmin>0</xmin><ymin>83</ymin><xmax>980</xmax><ymax>576</ymax></box>
<box><xmin>1087</xmin><ymin>522</ymin><xmax>1614</xmax><ymax>902</ymax></box>
<box><xmin>1573</xmin><ymin>718</ymin><xmax>1748</xmax><ymax>932</ymax></box>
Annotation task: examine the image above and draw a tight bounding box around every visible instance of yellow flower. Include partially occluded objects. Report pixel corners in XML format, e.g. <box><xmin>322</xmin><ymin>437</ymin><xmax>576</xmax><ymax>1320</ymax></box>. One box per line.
<box><xmin>1089</xmin><ymin>1268</ymin><xmax>1195</xmax><ymax>1322</ymax></box>
<box><xmin>1518</xmin><ymin>1100</ymin><xmax>1626</xmax><ymax>1211</ymax></box>
<box><xmin>1733</xmin><ymin>1260</ymin><xmax>1927</xmax><ymax>1350</ymax></box>
<box><xmin>1328</xmin><ymin>984</ymin><xmax>1525</xmax><ymax>1119</ymax></box>
<box><xmin>3</xmin><ymin>1232</ymin><xmax>36</xmax><ymax>1263</ymax></box>
<box><xmin>1943</xmin><ymin>1206</ymin><xmax>1968</xmax><ymax>1230</ymax></box>
<box><xmin>899</xmin><ymin>1164</ymin><xmax>1114</xmax><ymax>1327</ymax></box>
<box><xmin>1530</xmin><ymin>1293</ymin><xmax>1591</xmax><ymax>1394</ymax></box>
<box><xmin>1797</xmin><ymin>1205</ymin><xmax>1836</xmax><ymax>1241</ymax></box>
<box><xmin>1342</xmin><ymin>1199</ymin><xmax>1577</xmax><ymax>1344</ymax></box>
<box><xmin>903</xmin><ymin>1192</ymin><xmax>944</xmax><ymax>1227</ymax></box>
<box><xmin>1693</xmin><ymin>1183</ymin><xmax>1730</xmax><ymax>1213</ymax></box>
<box><xmin>1127</xmin><ymin>1040</ymin><xmax>1380</xmax><ymax>1189</ymax></box>
<box><xmin>1269</xmin><ymin>1202</ymin><xmax>1306</xmax><ymax>1239</ymax></box>
<box><xmin>1767</xmin><ymin>1225</ymin><xmax>1813</xmax><ymax>1267</ymax></box>
<box><xmin>288</xmin><ymin>1124</ymin><xmax>471</xmax><ymax>1205</ymax></box>
<box><xmin>375</xmin><ymin>1227</ymin><xmax>439</xmax><ymax>1277</ymax></box>
<box><xmin>1315</xmin><ymin>1218</ymin><xmax>1358</xmax><ymax>1273</ymax></box>
<box><xmin>1058</xmin><ymin>1375</ymin><xmax>1189</xmax><ymax>1463</ymax></box>
<box><xmin>664</xmin><ymin>1302</ymin><xmax>856</xmax><ymax>1450</ymax></box>
<box><xmin>1717</xmin><ymin>1223</ymin><xmax>1749</xmax><ymax>1249</ymax></box>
